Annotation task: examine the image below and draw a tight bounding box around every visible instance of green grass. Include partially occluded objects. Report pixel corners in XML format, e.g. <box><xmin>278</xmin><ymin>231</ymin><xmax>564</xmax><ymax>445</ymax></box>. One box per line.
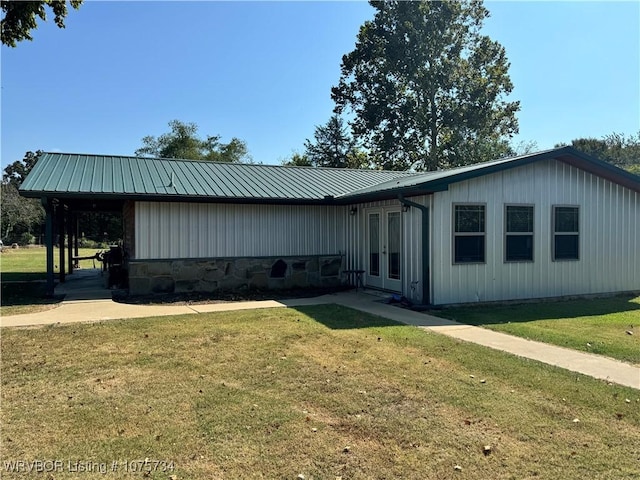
<box><xmin>1</xmin><ymin>247</ymin><xmax>101</xmax><ymax>315</ymax></box>
<box><xmin>2</xmin><ymin>305</ymin><xmax>638</xmax><ymax>479</ymax></box>
<box><xmin>432</xmin><ymin>295</ymin><xmax>640</xmax><ymax>365</ymax></box>
<box><xmin>0</xmin><ymin>246</ymin><xmax>100</xmax><ymax>282</ymax></box>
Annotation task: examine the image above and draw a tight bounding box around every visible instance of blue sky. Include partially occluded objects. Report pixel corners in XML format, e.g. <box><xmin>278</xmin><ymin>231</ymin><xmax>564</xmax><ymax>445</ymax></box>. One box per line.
<box><xmin>2</xmin><ymin>1</ymin><xmax>638</xmax><ymax>169</ymax></box>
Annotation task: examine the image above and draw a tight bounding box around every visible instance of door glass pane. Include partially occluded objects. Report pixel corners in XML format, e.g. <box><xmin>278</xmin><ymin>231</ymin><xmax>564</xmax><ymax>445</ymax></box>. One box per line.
<box><xmin>387</xmin><ymin>212</ymin><xmax>400</xmax><ymax>280</ymax></box>
<box><xmin>369</xmin><ymin>213</ymin><xmax>380</xmax><ymax>276</ymax></box>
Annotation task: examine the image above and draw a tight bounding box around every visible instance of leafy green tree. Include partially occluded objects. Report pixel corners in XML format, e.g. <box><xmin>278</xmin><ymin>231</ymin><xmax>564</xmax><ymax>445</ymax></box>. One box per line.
<box><xmin>282</xmin><ymin>152</ymin><xmax>313</xmax><ymax>167</ymax></box>
<box><xmin>1</xmin><ymin>151</ymin><xmax>45</xmax><ymax>243</ymax></box>
<box><xmin>304</xmin><ymin>115</ymin><xmax>370</xmax><ymax>169</ymax></box>
<box><xmin>557</xmin><ymin>132</ymin><xmax>640</xmax><ymax>173</ymax></box>
<box><xmin>135</xmin><ymin>120</ymin><xmax>250</xmax><ymax>163</ymax></box>
<box><xmin>332</xmin><ymin>0</ymin><xmax>519</xmax><ymax>171</ymax></box>
<box><xmin>627</xmin><ymin>164</ymin><xmax>640</xmax><ymax>175</ymax></box>
<box><xmin>2</xmin><ymin>150</ymin><xmax>41</xmax><ymax>187</ymax></box>
<box><xmin>1</xmin><ymin>183</ymin><xmax>44</xmax><ymax>242</ymax></box>
<box><xmin>1</xmin><ymin>0</ymin><xmax>82</xmax><ymax>47</ymax></box>
<box><xmin>76</xmin><ymin>211</ymin><xmax>123</xmax><ymax>245</ymax></box>
<box><xmin>510</xmin><ymin>140</ymin><xmax>539</xmax><ymax>156</ymax></box>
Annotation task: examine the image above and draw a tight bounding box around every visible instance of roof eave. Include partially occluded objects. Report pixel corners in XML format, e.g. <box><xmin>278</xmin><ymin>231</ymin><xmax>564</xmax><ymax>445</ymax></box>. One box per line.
<box><xmin>555</xmin><ymin>150</ymin><xmax>640</xmax><ymax>193</ymax></box>
<box><xmin>341</xmin><ymin>185</ymin><xmax>444</xmax><ymax>203</ymax></box>
<box><xmin>18</xmin><ymin>189</ymin><xmax>347</xmax><ymax>206</ymax></box>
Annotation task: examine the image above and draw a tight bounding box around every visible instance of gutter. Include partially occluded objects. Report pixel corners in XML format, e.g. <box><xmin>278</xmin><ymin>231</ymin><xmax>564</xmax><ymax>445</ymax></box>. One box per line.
<box><xmin>398</xmin><ymin>194</ymin><xmax>430</xmax><ymax>306</ymax></box>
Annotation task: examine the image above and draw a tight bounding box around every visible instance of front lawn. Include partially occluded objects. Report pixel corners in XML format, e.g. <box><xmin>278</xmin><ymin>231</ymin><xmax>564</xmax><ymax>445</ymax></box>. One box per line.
<box><xmin>432</xmin><ymin>295</ymin><xmax>640</xmax><ymax>365</ymax></box>
<box><xmin>1</xmin><ymin>305</ymin><xmax>638</xmax><ymax>479</ymax></box>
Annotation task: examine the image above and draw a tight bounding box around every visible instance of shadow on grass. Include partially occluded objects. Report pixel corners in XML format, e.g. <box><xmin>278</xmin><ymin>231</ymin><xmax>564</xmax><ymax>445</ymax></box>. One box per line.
<box><xmin>292</xmin><ymin>304</ymin><xmax>401</xmax><ymax>330</ymax></box>
<box><xmin>434</xmin><ymin>294</ymin><xmax>640</xmax><ymax>325</ymax></box>
<box><xmin>1</xmin><ymin>272</ymin><xmax>48</xmax><ymax>282</ymax></box>
<box><xmin>113</xmin><ymin>286</ymin><xmax>352</xmax><ymax>305</ymax></box>
<box><xmin>1</xmin><ymin>282</ymin><xmax>63</xmax><ymax>307</ymax></box>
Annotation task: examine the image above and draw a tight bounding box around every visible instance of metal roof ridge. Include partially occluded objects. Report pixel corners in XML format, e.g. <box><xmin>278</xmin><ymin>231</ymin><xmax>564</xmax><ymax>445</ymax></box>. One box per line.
<box><xmin>37</xmin><ymin>151</ymin><xmax>420</xmax><ymax>173</ymax></box>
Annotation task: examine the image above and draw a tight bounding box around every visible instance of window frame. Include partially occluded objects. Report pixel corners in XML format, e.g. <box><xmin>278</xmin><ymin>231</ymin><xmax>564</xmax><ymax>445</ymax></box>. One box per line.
<box><xmin>552</xmin><ymin>205</ymin><xmax>580</xmax><ymax>261</ymax></box>
<box><xmin>504</xmin><ymin>204</ymin><xmax>534</xmax><ymax>263</ymax></box>
<box><xmin>452</xmin><ymin>203</ymin><xmax>487</xmax><ymax>265</ymax></box>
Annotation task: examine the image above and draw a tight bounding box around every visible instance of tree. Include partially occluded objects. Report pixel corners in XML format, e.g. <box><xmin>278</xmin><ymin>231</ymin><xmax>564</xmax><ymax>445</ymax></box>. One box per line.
<box><xmin>510</xmin><ymin>139</ymin><xmax>539</xmax><ymax>156</ymax></box>
<box><xmin>1</xmin><ymin>0</ymin><xmax>82</xmax><ymax>47</ymax></box>
<box><xmin>557</xmin><ymin>132</ymin><xmax>640</xmax><ymax>173</ymax></box>
<box><xmin>1</xmin><ymin>183</ymin><xmax>44</xmax><ymax>242</ymax></box>
<box><xmin>135</xmin><ymin>120</ymin><xmax>250</xmax><ymax>163</ymax></box>
<box><xmin>76</xmin><ymin>211</ymin><xmax>123</xmax><ymax>245</ymax></box>
<box><xmin>3</xmin><ymin>150</ymin><xmax>41</xmax><ymax>187</ymax></box>
<box><xmin>332</xmin><ymin>0</ymin><xmax>519</xmax><ymax>171</ymax></box>
<box><xmin>282</xmin><ymin>152</ymin><xmax>313</xmax><ymax>167</ymax></box>
<box><xmin>1</xmin><ymin>151</ymin><xmax>45</xmax><ymax>243</ymax></box>
<box><xmin>304</xmin><ymin>115</ymin><xmax>369</xmax><ymax>169</ymax></box>
<box><xmin>627</xmin><ymin>164</ymin><xmax>640</xmax><ymax>175</ymax></box>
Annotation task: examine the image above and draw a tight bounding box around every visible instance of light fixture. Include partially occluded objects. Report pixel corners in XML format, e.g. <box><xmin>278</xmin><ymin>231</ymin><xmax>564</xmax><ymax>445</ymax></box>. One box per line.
<box><xmin>402</xmin><ymin>204</ymin><xmax>410</xmax><ymax>212</ymax></box>
<box><xmin>349</xmin><ymin>206</ymin><xmax>358</xmax><ymax>216</ymax></box>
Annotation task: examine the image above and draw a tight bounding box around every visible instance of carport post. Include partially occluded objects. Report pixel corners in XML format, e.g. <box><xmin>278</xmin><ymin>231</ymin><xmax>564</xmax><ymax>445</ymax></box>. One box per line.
<box><xmin>43</xmin><ymin>198</ymin><xmax>55</xmax><ymax>296</ymax></box>
<box><xmin>67</xmin><ymin>208</ymin><xmax>74</xmax><ymax>274</ymax></box>
<box><xmin>58</xmin><ymin>203</ymin><xmax>65</xmax><ymax>283</ymax></box>
<box><xmin>74</xmin><ymin>215</ymin><xmax>79</xmax><ymax>267</ymax></box>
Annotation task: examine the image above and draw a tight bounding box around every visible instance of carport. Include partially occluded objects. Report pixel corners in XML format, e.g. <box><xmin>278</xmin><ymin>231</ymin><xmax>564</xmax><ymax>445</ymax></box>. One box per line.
<box><xmin>40</xmin><ymin>196</ymin><xmax>124</xmax><ymax>296</ymax></box>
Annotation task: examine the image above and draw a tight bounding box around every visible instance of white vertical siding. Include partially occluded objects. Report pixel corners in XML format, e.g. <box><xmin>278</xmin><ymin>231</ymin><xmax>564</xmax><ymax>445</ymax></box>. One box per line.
<box><xmin>431</xmin><ymin>159</ymin><xmax>640</xmax><ymax>304</ymax></box>
<box><xmin>134</xmin><ymin>160</ymin><xmax>638</xmax><ymax>305</ymax></box>
<box><xmin>135</xmin><ymin>202</ymin><xmax>348</xmax><ymax>259</ymax></box>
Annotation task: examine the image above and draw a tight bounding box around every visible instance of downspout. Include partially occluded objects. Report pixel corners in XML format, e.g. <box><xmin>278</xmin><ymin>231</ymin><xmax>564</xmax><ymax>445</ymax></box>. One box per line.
<box><xmin>398</xmin><ymin>194</ymin><xmax>430</xmax><ymax>306</ymax></box>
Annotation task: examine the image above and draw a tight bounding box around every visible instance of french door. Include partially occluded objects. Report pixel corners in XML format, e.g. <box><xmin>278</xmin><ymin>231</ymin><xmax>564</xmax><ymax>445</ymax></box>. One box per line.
<box><xmin>366</xmin><ymin>208</ymin><xmax>402</xmax><ymax>292</ymax></box>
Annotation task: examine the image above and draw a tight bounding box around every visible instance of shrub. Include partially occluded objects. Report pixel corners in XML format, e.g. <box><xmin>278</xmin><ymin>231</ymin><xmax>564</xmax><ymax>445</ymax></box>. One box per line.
<box><xmin>18</xmin><ymin>232</ymin><xmax>35</xmax><ymax>246</ymax></box>
<box><xmin>78</xmin><ymin>237</ymin><xmax>99</xmax><ymax>249</ymax></box>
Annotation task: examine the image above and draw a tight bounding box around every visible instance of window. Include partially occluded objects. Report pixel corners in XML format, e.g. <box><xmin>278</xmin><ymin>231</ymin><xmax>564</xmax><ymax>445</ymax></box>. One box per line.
<box><xmin>553</xmin><ymin>206</ymin><xmax>579</xmax><ymax>260</ymax></box>
<box><xmin>453</xmin><ymin>205</ymin><xmax>486</xmax><ymax>263</ymax></box>
<box><xmin>505</xmin><ymin>205</ymin><xmax>534</xmax><ymax>262</ymax></box>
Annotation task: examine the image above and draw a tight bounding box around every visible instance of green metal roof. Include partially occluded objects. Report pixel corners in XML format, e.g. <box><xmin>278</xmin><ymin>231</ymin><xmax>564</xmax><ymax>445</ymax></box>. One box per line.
<box><xmin>19</xmin><ymin>147</ymin><xmax>640</xmax><ymax>204</ymax></box>
<box><xmin>20</xmin><ymin>153</ymin><xmax>413</xmax><ymax>204</ymax></box>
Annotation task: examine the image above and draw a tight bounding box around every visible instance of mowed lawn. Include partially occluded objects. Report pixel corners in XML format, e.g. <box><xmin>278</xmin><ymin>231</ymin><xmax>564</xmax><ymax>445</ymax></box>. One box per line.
<box><xmin>2</xmin><ymin>305</ymin><xmax>638</xmax><ymax>479</ymax></box>
<box><xmin>0</xmin><ymin>247</ymin><xmax>101</xmax><ymax>281</ymax></box>
<box><xmin>432</xmin><ymin>295</ymin><xmax>640</xmax><ymax>365</ymax></box>
<box><xmin>1</xmin><ymin>247</ymin><xmax>101</xmax><ymax>315</ymax></box>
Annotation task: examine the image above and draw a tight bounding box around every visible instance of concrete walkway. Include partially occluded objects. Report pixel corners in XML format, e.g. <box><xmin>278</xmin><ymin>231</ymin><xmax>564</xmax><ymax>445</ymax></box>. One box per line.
<box><xmin>334</xmin><ymin>293</ymin><xmax>640</xmax><ymax>390</ymax></box>
<box><xmin>2</xmin><ymin>280</ymin><xmax>638</xmax><ymax>390</ymax></box>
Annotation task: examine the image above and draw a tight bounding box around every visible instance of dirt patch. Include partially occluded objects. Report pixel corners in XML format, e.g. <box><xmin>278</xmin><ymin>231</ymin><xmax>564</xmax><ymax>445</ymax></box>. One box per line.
<box><xmin>112</xmin><ymin>286</ymin><xmax>352</xmax><ymax>306</ymax></box>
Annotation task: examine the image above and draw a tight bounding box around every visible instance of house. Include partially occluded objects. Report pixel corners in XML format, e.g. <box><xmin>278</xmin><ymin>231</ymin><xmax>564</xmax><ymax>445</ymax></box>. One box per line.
<box><xmin>19</xmin><ymin>146</ymin><xmax>640</xmax><ymax>305</ymax></box>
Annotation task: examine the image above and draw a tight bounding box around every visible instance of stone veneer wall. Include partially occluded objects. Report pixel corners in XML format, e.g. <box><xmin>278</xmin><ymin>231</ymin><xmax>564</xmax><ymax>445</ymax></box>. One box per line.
<box><xmin>128</xmin><ymin>255</ymin><xmax>344</xmax><ymax>295</ymax></box>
